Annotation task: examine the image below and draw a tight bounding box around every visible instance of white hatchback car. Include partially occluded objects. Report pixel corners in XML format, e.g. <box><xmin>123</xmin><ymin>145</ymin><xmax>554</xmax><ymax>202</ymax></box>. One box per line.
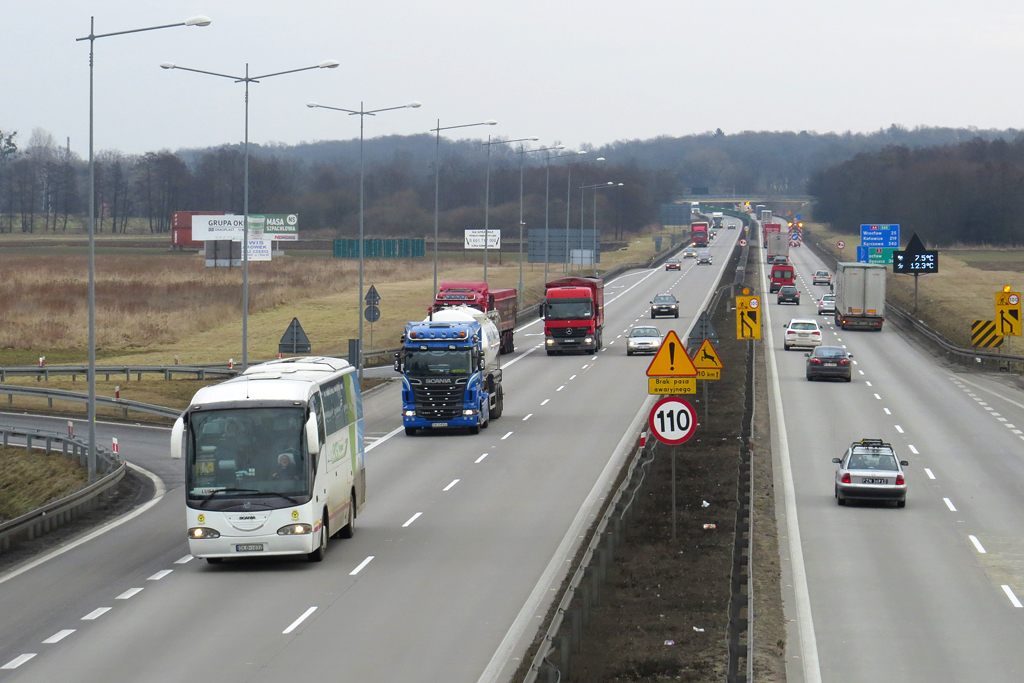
<box><xmin>783</xmin><ymin>318</ymin><xmax>822</xmax><ymax>350</ymax></box>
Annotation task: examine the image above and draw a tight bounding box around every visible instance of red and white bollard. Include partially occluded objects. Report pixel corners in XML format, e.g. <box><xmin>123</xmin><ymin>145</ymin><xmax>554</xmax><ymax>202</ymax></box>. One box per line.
<box><xmin>229</xmin><ymin>358</ymin><xmax>234</xmax><ymax>370</ymax></box>
<box><xmin>278</xmin><ymin>352</ymin><xmax>283</xmax><ymax>359</ymax></box>
<box><xmin>38</xmin><ymin>356</ymin><xmax>45</xmax><ymax>367</ymax></box>
<box><xmin>174</xmin><ymin>354</ymin><xmax>179</xmax><ymax>366</ymax></box>
<box><xmin>640</xmin><ymin>431</ymin><xmax>647</xmax><ymax>448</ymax></box>
<box><xmin>115</xmin><ymin>385</ymin><xmax>120</xmax><ymax>399</ymax></box>
<box><xmin>112</xmin><ymin>437</ymin><xmax>119</xmax><ymax>455</ymax></box>
<box><xmin>67</xmin><ymin>421</ymin><xmax>74</xmax><ymax>438</ymax></box>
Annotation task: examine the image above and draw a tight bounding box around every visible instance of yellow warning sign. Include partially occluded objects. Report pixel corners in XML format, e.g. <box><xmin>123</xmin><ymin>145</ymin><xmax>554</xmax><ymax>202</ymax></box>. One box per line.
<box><xmin>995</xmin><ymin>291</ymin><xmax>1022</xmax><ymax>336</ymax></box>
<box><xmin>645</xmin><ymin>331</ymin><xmax>697</xmax><ymax>377</ymax></box>
<box><xmin>736</xmin><ymin>296</ymin><xmax>761</xmax><ymax>340</ymax></box>
<box><xmin>648</xmin><ymin>377</ymin><xmax>696</xmax><ymax>394</ymax></box>
<box><xmin>692</xmin><ymin>339</ymin><xmax>724</xmax><ymax>370</ymax></box>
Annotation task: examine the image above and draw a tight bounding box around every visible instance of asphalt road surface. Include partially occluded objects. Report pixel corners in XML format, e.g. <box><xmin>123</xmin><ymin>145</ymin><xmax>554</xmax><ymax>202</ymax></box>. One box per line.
<box><xmin>0</xmin><ymin>220</ymin><xmax>744</xmax><ymax>682</ymax></box>
<box><xmin>764</xmin><ymin>240</ymin><xmax>1024</xmax><ymax>682</ymax></box>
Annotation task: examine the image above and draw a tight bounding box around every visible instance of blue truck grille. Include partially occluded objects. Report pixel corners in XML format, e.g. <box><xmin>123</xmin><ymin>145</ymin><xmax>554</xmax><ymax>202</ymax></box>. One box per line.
<box><xmin>412</xmin><ymin>385</ymin><xmax>464</xmax><ymax>420</ymax></box>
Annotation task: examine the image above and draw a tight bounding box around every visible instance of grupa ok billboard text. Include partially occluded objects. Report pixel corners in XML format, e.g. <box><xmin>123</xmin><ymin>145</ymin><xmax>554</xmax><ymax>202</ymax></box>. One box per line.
<box><xmin>191</xmin><ymin>214</ymin><xmax>299</xmax><ymax>241</ymax></box>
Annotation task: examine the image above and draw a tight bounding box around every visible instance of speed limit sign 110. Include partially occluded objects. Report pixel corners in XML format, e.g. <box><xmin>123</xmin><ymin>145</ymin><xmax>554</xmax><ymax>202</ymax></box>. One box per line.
<box><xmin>648</xmin><ymin>396</ymin><xmax>697</xmax><ymax>445</ymax></box>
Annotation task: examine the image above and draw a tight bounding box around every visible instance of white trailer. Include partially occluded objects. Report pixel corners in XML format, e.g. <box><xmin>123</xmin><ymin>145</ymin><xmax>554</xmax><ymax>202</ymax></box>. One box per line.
<box><xmin>834</xmin><ymin>262</ymin><xmax>887</xmax><ymax>331</ymax></box>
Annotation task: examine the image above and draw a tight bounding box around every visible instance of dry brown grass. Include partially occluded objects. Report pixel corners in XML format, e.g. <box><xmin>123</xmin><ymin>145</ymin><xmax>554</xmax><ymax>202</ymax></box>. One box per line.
<box><xmin>808</xmin><ymin>222</ymin><xmax>1024</xmax><ymax>353</ymax></box>
<box><xmin>0</xmin><ymin>446</ymin><xmax>87</xmax><ymax>521</ymax></box>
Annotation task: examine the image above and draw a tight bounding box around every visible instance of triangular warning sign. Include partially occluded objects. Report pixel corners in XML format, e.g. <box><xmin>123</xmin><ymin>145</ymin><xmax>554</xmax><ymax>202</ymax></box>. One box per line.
<box><xmin>646</xmin><ymin>330</ymin><xmax>697</xmax><ymax>377</ymax></box>
<box><xmin>692</xmin><ymin>339</ymin><xmax>724</xmax><ymax>369</ymax></box>
<box><xmin>904</xmin><ymin>232</ymin><xmax>927</xmax><ymax>256</ymax></box>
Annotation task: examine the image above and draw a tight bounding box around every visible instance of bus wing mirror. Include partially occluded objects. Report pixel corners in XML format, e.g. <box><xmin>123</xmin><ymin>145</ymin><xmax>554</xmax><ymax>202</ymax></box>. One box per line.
<box><xmin>170</xmin><ymin>416</ymin><xmax>185</xmax><ymax>459</ymax></box>
<box><xmin>305</xmin><ymin>414</ymin><xmax>321</xmax><ymax>456</ymax></box>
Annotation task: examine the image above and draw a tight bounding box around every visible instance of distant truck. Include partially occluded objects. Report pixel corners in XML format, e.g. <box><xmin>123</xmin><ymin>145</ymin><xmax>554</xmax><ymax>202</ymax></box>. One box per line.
<box><xmin>763</xmin><ymin>222</ymin><xmax>782</xmax><ymax>250</ymax></box>
<box><xmin>171</xmin><ymin>211</ymin><xmax>222</xmax><ymax>250</ymax></box>
<box><xmin>431</xmin><ymin>282</ymin><xmax>517</xmax><ymax>354</ymax></box>
<box><xmin>691</xmin><ymin>221</ymin><xmax>710</xmax><ymax>247</ymax></box>
<box><xmin>760</xmin><ymin>209</ymin><xmax>773</xmax><ymax>225</ymax></box>
<box><xmin>711</xmin><ymin>212</ymin><xmax>724</xmax><ymax>229</ymax></box>
<box><xmin>834</xmin><ymin>262</ymin><xmax>886</xmax><ymax>331</ymax></box>
<box><xmin>396</xmin><ymin>306</ymin><xmax>503</xmax><ymax>435</ymax></box>
<box><xmin>754</xmin><ymin>204</ymin><xmax>766</xmax><ymax>217</ymax></box>
<box><xmin>542</xmin><ymin>277</ymin><xmax>605</xmax><ymax>354</ymax></box>
<box><xmin>767</xmin><ymin>232</ymin><xmax>790</xmax><ymax>264</ymax></box>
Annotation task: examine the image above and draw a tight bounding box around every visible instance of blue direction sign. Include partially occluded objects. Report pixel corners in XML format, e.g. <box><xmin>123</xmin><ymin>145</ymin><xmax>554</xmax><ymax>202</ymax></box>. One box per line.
<box><xmin>857</xmin><ymin>246</ymin><xmax>897</xmax><ymax>264</ymax></box>
<box><xmin>860</xmin><ymin>224</ymin><xmax>900</xmax><ymax>248</ymax></box>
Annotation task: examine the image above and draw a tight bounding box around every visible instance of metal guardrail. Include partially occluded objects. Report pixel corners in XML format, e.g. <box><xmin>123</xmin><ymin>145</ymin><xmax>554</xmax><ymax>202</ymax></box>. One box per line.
<box><xmin>0</xmin><ymin>384</ymin><xmax>181</xmax><ymax>420</ymax></box>
<box><xmin>0</xmin><ymin>426</ymin><xmax>125</xmax><ymax>554</ymax></box>
<box><xmin>0</xmin><ymin>364</ymin><xmax>237</xmax><ymax>382</ymax></box>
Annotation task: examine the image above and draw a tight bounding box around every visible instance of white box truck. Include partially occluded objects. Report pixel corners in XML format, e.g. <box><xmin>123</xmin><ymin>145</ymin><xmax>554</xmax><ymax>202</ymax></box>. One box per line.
<box><xmin>767</xmin><ymin>232</ymin><xmax>789</xmax><ymax>264</ymax></box>
<box><xmin>834</xmin><ymin>262</ymin><xmax>886</xmax><ymax>331</ymax></box>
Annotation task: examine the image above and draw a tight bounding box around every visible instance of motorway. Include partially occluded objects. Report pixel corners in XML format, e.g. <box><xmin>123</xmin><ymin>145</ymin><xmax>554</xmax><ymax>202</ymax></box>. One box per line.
<box><xmin>766</xmin><ymin>242</ymin><xmax>1024</xmax><ymax>681</ymax></box>
<box><xmin>0</xmin><ymin>220</ymin><xmax>743</xmax><ymax>681</ymax></box>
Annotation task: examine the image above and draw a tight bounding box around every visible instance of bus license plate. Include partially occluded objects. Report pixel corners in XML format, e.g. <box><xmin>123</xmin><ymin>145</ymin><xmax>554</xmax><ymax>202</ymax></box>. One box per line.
<box><xmin>432</xmin><ymin>423</ymin><xmax>448</xmax><ymax>428</ymax></box>
<box><xmin>236</xmin><ymin>544</ymin><xmax>264</xmax><ymax>552</ymax></box>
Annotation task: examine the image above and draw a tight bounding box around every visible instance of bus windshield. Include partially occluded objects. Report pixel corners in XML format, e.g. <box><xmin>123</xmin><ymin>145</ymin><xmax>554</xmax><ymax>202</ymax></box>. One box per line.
<box><xmin>405</xmin><ymin>348</ymin><xmax>473</xmax><ymax>376</ymax></box>
<box><xmin>546</xmin><ymin>298</ymin><xmax>593</xmax><ymax>320</ymax></box>
<box><xmin>186</xmin><ymin>407</ymin><xmax>310</xmax><ymax>502</ymax></box>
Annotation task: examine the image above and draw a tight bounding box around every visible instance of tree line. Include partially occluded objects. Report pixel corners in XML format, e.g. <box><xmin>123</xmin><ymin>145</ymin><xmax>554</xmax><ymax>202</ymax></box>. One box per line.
<box><xmin>1</xmin><ymin>123</ymin><xmax>1021</xmax><ymax>242</ymax></box>
<box><xmin>809</xmin><ymin>136</ymin><xmax>1024</xmax><ymax>246</ymax></box>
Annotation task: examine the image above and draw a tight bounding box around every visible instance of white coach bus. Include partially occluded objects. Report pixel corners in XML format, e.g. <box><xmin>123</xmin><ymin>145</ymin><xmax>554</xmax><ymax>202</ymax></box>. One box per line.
<box><xmin>171</xmin><ymin>357</ymin><xmax>365</xmax><ymax>563</ymax></box>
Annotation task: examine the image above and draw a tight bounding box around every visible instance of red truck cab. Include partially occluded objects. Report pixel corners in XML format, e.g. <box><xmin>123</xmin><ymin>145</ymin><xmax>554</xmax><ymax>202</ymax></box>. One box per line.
<box><xmin>691</xmin><ymin>222</ymin><xmax>709</xmax><ymax>247</ymax></box>
<box><xmin>769</xmin><ymin>264</ymin><xmax>795</xmax><ymax>293</ymax></box>
<box><xmin>432</xmin><ymin>282</ymin><xmax>518</xmax><ymax>354</ymax></box>
<box><xmin>542</xmin><ymin>277</ymin><xmax>605</xmax><ymax>355</ymax></box>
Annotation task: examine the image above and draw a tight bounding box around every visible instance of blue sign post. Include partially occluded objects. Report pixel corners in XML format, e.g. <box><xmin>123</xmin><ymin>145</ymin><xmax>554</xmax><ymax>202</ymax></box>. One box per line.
<box><xmin>860</xmin><ymin>224</ymin><xmax>900</xmax><ymax>248</ymax></box>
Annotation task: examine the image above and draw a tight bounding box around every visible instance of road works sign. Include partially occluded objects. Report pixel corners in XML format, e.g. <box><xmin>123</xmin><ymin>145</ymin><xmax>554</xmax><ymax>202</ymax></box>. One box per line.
<box><xmin>648</xmin><ymin>396</ymin><xmax>698</xmax><ymax>445</ymax></box>
<box><xmin>995</xmin><ymin>291</ymin><xmax>1022</xmax><ymax>336</ymax></box>
<box><xmin>735</xmin><ymin>294</ymin><xmax>761</xmax><ymax>340</ymax></box>
<box><xmin>972</xmin><ymin>320</ymin><xmax>1004</xmax><ymax>348</ymax></box>
<box><xmin>692</xmin><ymin>338</ymin><xmax>723</xmax><ymax>380</ymax></box>
<box><xmin>647</xmin><ymin>330</ymin><xmax>697</xmax><ymax>395</ymax></box>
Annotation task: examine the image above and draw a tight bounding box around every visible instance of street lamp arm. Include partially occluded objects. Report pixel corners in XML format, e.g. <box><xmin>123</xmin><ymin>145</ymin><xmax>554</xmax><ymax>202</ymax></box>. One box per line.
<box><xmin>252</xmin><ymin>61</ymin><xmax>339</xmax><ymax>80</ymax></box>
<box><xmin>484</xmin><ymin>136</ymin><xmax>539</xmax><ymax>147</ymax></box>
<box><xmin>161</xmin><ymin>63</ymin><xmax>243</xmax><ymax>80</ymax></box>
<box><xmin>77</xmin><ymin>16</ymin><xmax>210</xmax><ymax>42</ymax></box>
<box><xmin>310</xmin><ymin>102</ymin><xmax>421</xmax><ymax>116</ymax></box>
<box><xmin>431</xmin><ymin>120</ymin><xmax>497</xmax><ymax>133</ymax></box>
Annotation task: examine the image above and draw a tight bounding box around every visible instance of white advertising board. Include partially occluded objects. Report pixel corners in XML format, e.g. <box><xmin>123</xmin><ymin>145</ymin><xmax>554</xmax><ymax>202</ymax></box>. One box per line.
<box><xmin>192</xmin><ymin>215</ymin><xmax>246</xmax><ymax>241</ymax></box>
<box><xmin>191</xmin><ymin>214</ymin><xmax>298</xmax><ymax>241</ymax></box>
<box><xmin>246</xmin><ymin>239</ymin><xmax>273</xmax><ymax>262</ymax></box>
<box><xmin>464</xmin><ymin>229</ymin><xmax>501</xmax><ymax>249</ymax></box>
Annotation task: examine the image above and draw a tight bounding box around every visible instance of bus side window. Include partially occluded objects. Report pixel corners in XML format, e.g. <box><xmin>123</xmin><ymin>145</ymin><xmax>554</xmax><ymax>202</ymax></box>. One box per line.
<box><xmin>310</xmin><ymin>393</ymin><xmax>327</xmax><ymax>447</ymax></box>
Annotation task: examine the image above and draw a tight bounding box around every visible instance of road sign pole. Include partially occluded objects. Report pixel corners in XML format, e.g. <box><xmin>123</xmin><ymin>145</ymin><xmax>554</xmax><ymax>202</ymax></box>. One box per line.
<box><xmin>671</xmin><ymin>447</ymin><xmax>677</xmax><ymax>543</ymax></box>
<box><xmin>703</xmin><ymin>380</ymin><xmax>708</xmax><ymax>425</ymax></box>
<box><xmin>914</xmin><ymin>273</ymin><xmax>919</xmax><ymax>314</ymax></box>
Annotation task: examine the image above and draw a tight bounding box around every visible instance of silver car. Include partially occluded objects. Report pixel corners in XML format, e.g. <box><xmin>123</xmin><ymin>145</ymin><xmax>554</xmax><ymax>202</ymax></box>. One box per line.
<box><xmin>817</xmin><ymin>294</ymin><xmax>836</xmax><ymax>316</ymax></box>
<box><xmin>833</xmin><ymin>439</ymin><xmax>909</xmax><ymax>507</ymax></box>
<box><xmin>626</xmin><ymin>326</ymin><xmax>662</xmax><ymax>356</ymax></box>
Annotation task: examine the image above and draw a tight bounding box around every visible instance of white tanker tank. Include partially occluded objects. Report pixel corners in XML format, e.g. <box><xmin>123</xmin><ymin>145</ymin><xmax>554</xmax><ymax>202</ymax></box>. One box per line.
<box><xmin>425</xmin><ymin>305</ymin><xmax>502</xmax><ymax>377</ymax></box>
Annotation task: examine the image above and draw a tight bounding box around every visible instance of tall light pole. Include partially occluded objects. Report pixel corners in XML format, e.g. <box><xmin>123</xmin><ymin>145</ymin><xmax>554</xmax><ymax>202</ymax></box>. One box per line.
<box><xmin>481</xmin><ymin>135</ymin><xmax>537</xmax><ymax>282</ymax></box>
<box><xmin>76</xmin><ymin>14</ymin><xmax>210</xmax><ymax>481</ymax></box>
<box><xmin>516</xmin><ymin>144</ymin><xmax>563</xmax><ymax>304</ymax></box>
<box><xmin>543</xmin><ymin>149</ymin><xmax>585</xmax><ymax>283</ymax></box>
<box><xmin>579</xmin><ymin>157</ymin><xmax>606</xmax><ymax>273</ymax></box>
<box><xmin>307</xmin><ymin>100</ymin><xmax>421</xmax><ymax>381</ymax></box>
<box><xmin>430</xmin><ymin>119</ymin><xmax>497</xmax><ymax>297</ymax></box>
<box><xmin>562</xmin><ymin>151</ymin><xmax>587</xmax><ymax>273</ymax></box>
<box><xmin>161</xmin><ymin>58</ymin><xmax>340</xmax><ymax>373</ymax></box>
<box><xmin>582</xmin><ymin>181</ymin><xmax>624</xmax><ymax>276</ymax></box>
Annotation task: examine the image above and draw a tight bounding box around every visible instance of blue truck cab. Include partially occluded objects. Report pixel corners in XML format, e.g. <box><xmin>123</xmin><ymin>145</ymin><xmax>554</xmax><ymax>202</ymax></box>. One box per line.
<box><xmin>395</xmin><ymin>310</ymin><xmax>504</xmax><ymax>435</ymax></box>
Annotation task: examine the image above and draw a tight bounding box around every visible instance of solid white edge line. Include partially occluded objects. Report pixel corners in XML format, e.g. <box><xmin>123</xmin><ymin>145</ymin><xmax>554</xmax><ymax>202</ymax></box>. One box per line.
<box><xmin>402</xmin><ymin>512</ymin><xmax>422</xmax><ymax>527</ymax></box>
<box><xmin>81</xmin><ymin>607</ymin><xmax>111</xmax><ymax>621</ymax></box>
<box><xmin>477</xmin><ymin>241</ymin><xmax>734</xmax><ymax>683</ymax></box>
<box><xmin>282</xmin><ymin>606</ymin><xmax>318</xmax><ymax>634</ymax></box>
<box><xmin>443</xmin><ymin>479</ymin><xmax>460</xmax><ymax>491</ymax></box>
<box><xmin>924</xmin><ymin>468</ymin><xmax>935</xmax><ymax>479</ymax></box>
<box><xmin>42</xmin><ymin>629</ymin><xmax>75</xmax><ymax>644</ymax></box>
<box><xmin>116</xmin><ymin>587</ymin><xmax>144</xmax><ymax>600</ymax></box>
<box><xmin>349</xmin><ymin>556</ymin><xmax>374</xmax><ymax>576</ymax></box>
<box><xmin>969</xmin><ymin>535</ymin><xmax>987</xmax><ymax>554</ymax></box>
<box><xmin>943</xmin><ymin>498</ymin><xmax>957</xmax><ymax>512</ymax></box>
<box><xmin>365</xmin><ymin>425</ymin><xmax>404</xmax><ymax>452</ymax></box>
<box><xmin>1002</xmin><ymin>585</ymin><xmax>1024</xmax><ymax>608</ymax></box>
<box><xmin>760</xmin><ymin>246</ymin><xmax>823</xmax><ymax>683</ymax></box>
<box><xmin>0</xmin><ymin>462</ymin><xmax>165</xmax><ymax>588</ymax></box>
<box><xmin>1</xmin><ymin>654</ymin><xmax>36</xmax><ymax>670</ymax></box>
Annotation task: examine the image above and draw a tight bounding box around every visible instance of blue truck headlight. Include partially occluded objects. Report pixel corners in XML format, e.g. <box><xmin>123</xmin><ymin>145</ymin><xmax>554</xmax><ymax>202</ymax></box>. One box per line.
<box><xmin>404</xmin><ymin>410</ymin><xmax>416</xmax><ymax>417</ymax></box>
<box><xmin>463</xmin><ymin>409</ymin><xmax>478</xmax><ymax>416</ymax></box>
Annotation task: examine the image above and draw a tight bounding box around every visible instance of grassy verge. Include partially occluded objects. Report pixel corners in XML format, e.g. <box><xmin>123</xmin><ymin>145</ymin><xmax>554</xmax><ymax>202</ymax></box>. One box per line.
<box><xmin>805</xmin><ymin>222</ymin><xmax>1024</xmax><ymax>354</ymax></box>
<box><xmin>0</xmin><ymin>446</ymin><xmax>87</xmax><ymax>522</ymax></box>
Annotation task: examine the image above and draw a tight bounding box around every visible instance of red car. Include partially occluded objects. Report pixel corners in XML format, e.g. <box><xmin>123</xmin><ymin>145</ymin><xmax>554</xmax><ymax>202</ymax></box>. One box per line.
<box><xmin>665</xmin><ymin>259</ymin><xmax>681</xmax><ymax>271</ymax></box>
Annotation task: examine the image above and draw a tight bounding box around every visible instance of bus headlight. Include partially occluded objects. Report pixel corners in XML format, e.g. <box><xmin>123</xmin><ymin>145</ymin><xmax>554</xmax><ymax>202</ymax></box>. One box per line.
<box><xmin>277</xmin><ymin>524</ymin><xmax>312</xmax><ymax>536</ymax></box>
<box><xmin>189</xmin><ymin>527</ymin><xmax>220</xmax><ymax>539</ymax></box>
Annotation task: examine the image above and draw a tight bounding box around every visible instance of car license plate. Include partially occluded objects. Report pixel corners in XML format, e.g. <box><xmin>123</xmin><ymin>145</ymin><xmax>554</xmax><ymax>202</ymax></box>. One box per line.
<box><xmin>861</xmin><ymin>478</ymin><xmax>888</xmax><ymax>485</ymax></box>
<box><xmin>799</xmin><ymin>333</ymin><xmax>809</xmax><ymax>337</ymax></box>
<box><xmin>824</xmin><ymin>362</ymin><xmax>837</xmax><ymax>366</ymax></box>
<box><xmin>432</xmin><ymin>422</ymin><xmax>448</xmax><ymax>428</ymax></box>
<box><xmin>236</xmin><ymin>544</ymin><xmax>264</xmax><ymax>552</ymax></box>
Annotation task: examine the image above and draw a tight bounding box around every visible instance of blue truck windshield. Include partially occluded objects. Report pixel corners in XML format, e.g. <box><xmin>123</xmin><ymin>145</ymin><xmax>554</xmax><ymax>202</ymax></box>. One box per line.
<box><xmin>546</xmin><ymin>298</ymin><xmax>593</xmax><ymax>320</ymax></box>
<box><xmin>186</xmin><ymin>407</ymin><xmax>309</xmax><ymax>499</ymax></box>
<box><xmin>405</xmin><ymin>348</ymin><xmax>473</xmax><ymax>376</ymax></box>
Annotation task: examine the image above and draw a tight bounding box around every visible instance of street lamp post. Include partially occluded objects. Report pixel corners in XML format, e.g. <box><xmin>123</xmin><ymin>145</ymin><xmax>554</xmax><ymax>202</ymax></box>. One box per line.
<box><xmin>481</xmin><ymin>135</ymin><xmax>537</xmax><ymax>283</ymax></box>
<box><xmin>516</xmin><ymin>144</ymin><xmax>563</xmax><ymax>304</ymax></box>
<box><xmin>161</xmin><ymin>58</ymin><xmax>340</xmax><ymax>375</ymax></box>
<box><xmin>430</xmin><ymin>120</ymin><xmax>498</xmax><ymax>298</ymax></box>
<box><xmin>542</xmin><ymin>149</ymin><xmax>584</xmax><ymax>283</ymax></box>
<box><xmin>582</xmin><ymin>181</ymin><xmax>624</xmax><ymax>277</ymax></box>
<box><xmin>76</xmin><ymin>14</ymin><xmax>210</xmax><ymax>480</ymax></box>
<box><xmin>579</xmin><ymin>157</ymin><xmax>606</xmax><ymax>273</ymax></box>
<box><xmin>561</xmin><ymin>151</ymin><xmax>587</xmax><ymax>273</ymax></box>
<box><xmin>307</xmin><ymin>100</ymin><xmax>421</xmax><ymax>381</ymax></box>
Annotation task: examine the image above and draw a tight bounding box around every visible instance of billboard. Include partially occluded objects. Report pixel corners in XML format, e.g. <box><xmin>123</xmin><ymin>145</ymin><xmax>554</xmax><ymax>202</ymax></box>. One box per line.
<box><xmin>465</xmin><ymin>229</ymin><xmax>501</xmax><ymax>249</ymax></box>
<box><xmin>191</xmin><ymin>214</ymin><xmax>299</xmax><ymax>241</ymax></box>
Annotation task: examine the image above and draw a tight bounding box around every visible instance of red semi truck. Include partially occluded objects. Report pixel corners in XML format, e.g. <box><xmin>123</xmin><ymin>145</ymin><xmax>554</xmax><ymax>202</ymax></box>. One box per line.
<box><xmin>691</xmin><ymin>222</ymin><xmax>709</xmax><ymax>247</ymax></box>
<box><xmin>431</xmin><ymin>282</ymin><xmax>518</xmax><ymax>354</ymax></box>
<box><xmin>542</xmin><ymin>277</ymin><xmax>605</xmax><ymax>355</ymax></box>
<box><xmin>171</xmin><ymin>211</ymin><xmax>224</xmax><ymax>250</ymax></box>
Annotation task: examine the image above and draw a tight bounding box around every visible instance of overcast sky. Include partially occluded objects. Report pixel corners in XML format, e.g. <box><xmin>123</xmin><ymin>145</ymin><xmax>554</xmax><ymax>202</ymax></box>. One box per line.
<box><xmin>5</xmin><ymin>1</ymin><xmax>1024</xmax><ymax>157</ymax></box>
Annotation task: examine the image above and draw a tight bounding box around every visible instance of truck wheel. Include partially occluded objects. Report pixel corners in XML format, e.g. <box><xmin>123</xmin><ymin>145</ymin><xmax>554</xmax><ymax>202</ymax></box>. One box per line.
<box><xmin>404</xmin><ymin>427</ymin><xmax>417</xmax><ymax>436</ymax></box>
<box><xmin>491</xmin><ymin>386</ymin><xmax>504</xmax><ymax>419</ymax></box>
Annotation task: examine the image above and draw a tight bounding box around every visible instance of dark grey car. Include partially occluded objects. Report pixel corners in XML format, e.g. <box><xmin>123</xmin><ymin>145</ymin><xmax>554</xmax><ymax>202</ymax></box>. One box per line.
<box><xmin>805</xmin><ymin>346</ymin><xmax>853</xmax><ymax>381</ymax></box>
<box><xmin>651</xmin><ymin>294</ymin><xmax>679</xmax><ymax>319</ymax></box>
<box><xmin>833</xmin><ymin>439</ymin><xmax>909</xmax><ymax>507</ymax></box>
<box><xmin>777</xmin><ymin>285</ymin><xmax>800</xmax><ymax>305</ymax></box>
